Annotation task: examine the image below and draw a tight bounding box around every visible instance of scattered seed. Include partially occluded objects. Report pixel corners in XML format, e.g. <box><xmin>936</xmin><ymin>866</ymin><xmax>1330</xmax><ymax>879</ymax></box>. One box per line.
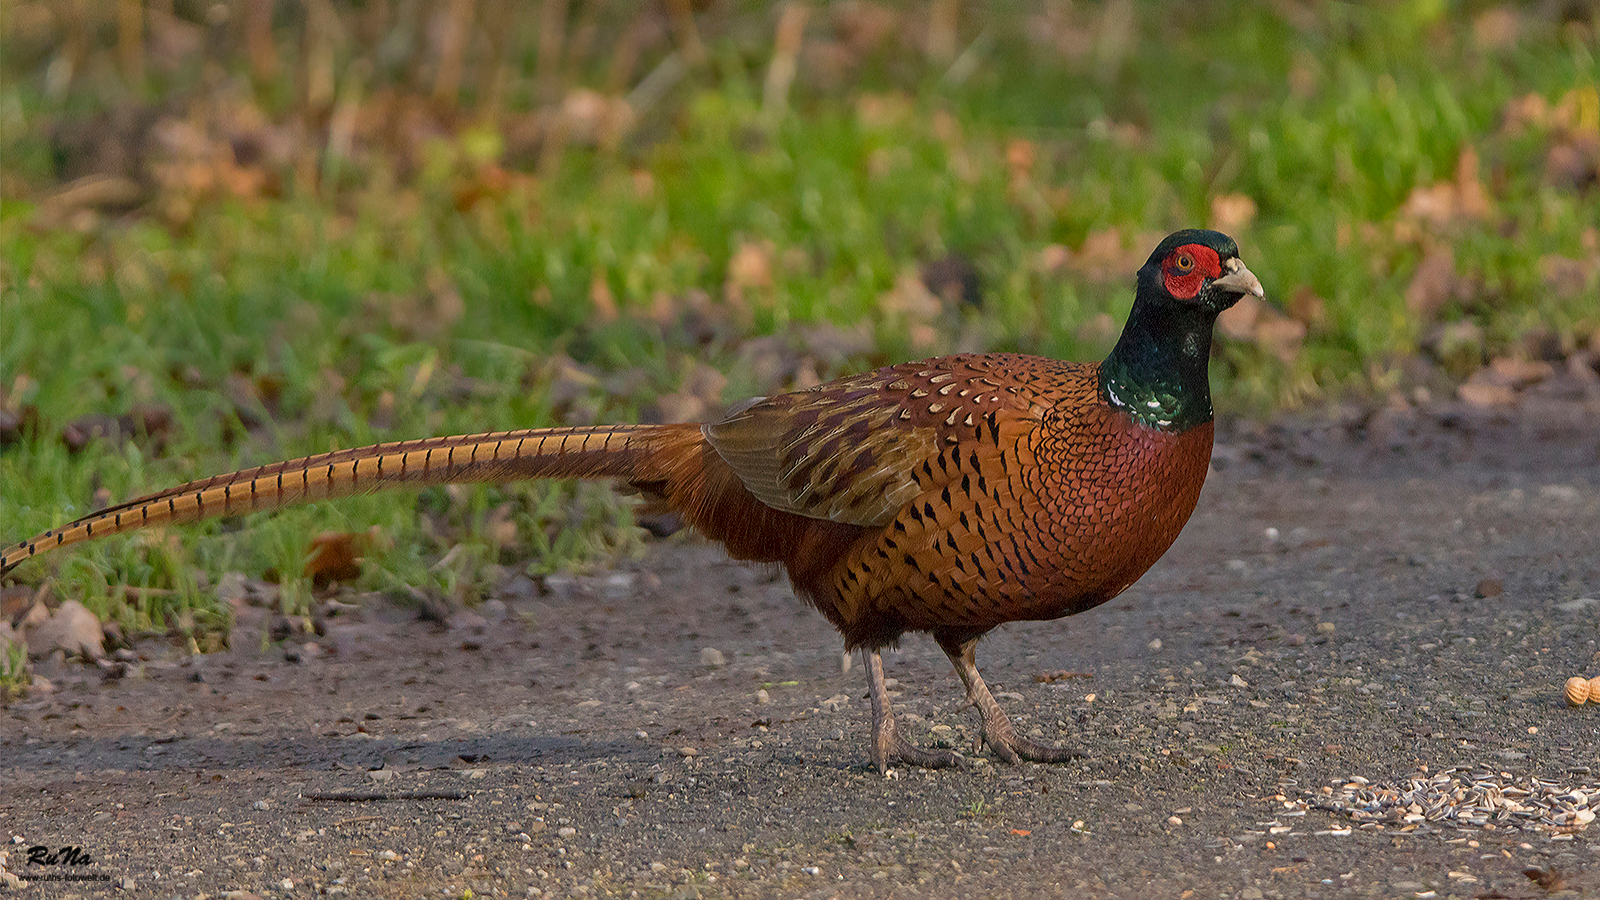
<box><xmin>1306</xmin><ymin>766</ymin><xmax>1598</xmax><ymax>833</ymax></box>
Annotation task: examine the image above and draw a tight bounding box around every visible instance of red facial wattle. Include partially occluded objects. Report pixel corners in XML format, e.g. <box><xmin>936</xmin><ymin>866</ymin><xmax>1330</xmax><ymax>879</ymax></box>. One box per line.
<box><xmin>1161</xmin><ymin>244</ymin><xmax>1222</xmax><ymax>300</ymax></box>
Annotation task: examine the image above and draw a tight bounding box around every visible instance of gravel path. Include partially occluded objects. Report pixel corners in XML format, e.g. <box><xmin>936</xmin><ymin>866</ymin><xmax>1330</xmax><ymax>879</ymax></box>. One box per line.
<box><xmin>4</xmin><ymin>396</ymin><xmax>1598</xmax><ymax>899</ymax></box>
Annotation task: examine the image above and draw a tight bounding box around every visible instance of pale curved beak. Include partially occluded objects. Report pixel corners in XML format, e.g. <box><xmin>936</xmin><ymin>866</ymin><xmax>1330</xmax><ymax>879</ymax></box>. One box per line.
<box><xmin>1212</xmin><ymin>257</ymin><xmax>1265</xmax><ymax>299</ymax></box>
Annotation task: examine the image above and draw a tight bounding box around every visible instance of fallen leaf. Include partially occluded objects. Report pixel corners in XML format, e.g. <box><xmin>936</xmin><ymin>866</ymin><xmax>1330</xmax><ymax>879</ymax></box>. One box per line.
<box><xmin>1217</xmin><ymin>293</ymin><xmax>1262</xmax><ymax>342</ymax></box>
<box><xmin>1219</xmin><ymin>293</ymin><xmax>1305</xmax><ymax>364</ymax></box>
<box><xmin>1255</xmin><ymin>317</ymin><xmax>1307</xmax><ymax>365</ymax></box>
<box><xmin>1471</xmin><ymin>7</ymin><xmax>1520</xmax><ymax>50</ymax></box>
<box><xmin>1286</xmin><ymin>286</ymin><xmax>1327</xmax><ymax>330</ymax></box>
<box><xmin>877</xmin><ymin>268</ymin><xmax>943</xmax><ymax>323</ymax></box>
<box><xmin>304</xmin><ymin>528</ymin><xmax>383</xmax><ymax>585</ymax></box>
<box><xmin>1399</xmin><ymin>146</ymin><xmax>1492</xmax><ymax>228</ymax></box>
<box><xmin>589</xmin><ymin>274</ymin><xmax>618</xmax><ymax>322</ymax></box>
<box><xmin>1486</xmin><ymin>355</ymin><xmax>1554</xmax><ymax>388</ymax></box>
<box><xmin>1404</xmin><ymin>243</ymin><xmax>1460</xmax><ymax>319</ymax></box>
<box><xmin>1455</xmin><ymin>356</ymin><xmax>1553</xmax><ymax>407</ymax></box>
<box><xmin>1005</xmin><ymin>138</ymin><xmax>1036</xmax><ymax>185</ymax></box>
<box><xmin>1209</xmin><ymin>193</ymin><xmax>1257</xmax><ymax>233</ymax></box>
<box><xmin>1033</xmin><ymin>244</ymin><xmax>1072</xmax><ymax>273</ymax></box>
<box><xmin>725</xmin><ymin>240</ymin><xmax>775</xmax><ymax>306</ymax></box>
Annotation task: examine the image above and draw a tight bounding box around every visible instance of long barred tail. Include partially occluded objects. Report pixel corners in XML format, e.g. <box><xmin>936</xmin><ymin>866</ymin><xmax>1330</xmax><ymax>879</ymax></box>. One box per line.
<box><xmin>1</xmin><ymin>423</ymin><xmax>702</xmax><ymax>577</ymax></box>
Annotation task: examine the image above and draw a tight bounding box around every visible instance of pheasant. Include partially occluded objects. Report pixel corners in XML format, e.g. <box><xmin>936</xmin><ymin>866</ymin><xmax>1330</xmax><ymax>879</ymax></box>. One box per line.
<box><xmin>2</xmin><ymin>229</ymin><xmax>1263</xmax><ymax>771</ymax></box>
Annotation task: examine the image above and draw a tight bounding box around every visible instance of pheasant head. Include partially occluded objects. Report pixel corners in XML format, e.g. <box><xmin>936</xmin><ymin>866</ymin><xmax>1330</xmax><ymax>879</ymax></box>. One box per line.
<box><xmin>1100</xmin><ymin>229</ymin><xmax>1265</xmax><ymax>432</ymax></box>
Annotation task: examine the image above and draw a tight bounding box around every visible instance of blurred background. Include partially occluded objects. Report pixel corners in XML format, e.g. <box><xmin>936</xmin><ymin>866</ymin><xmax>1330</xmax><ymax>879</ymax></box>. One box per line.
<box><xmin>0</xmin><ymin>1</ymin><xmax>1596</xmax><ymax>650</ymax></box>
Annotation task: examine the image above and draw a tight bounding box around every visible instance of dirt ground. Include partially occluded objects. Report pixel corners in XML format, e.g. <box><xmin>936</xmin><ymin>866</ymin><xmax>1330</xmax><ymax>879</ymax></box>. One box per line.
<box><xmin>3</xmin><ymin>393</ymin><xmax>1598</xmax><ymax>900</ymax></box>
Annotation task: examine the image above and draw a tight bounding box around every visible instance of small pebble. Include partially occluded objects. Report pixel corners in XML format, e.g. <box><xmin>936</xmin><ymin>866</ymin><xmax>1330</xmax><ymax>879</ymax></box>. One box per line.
<box><xmin>700</xmin><ymin>647</ymin><xmax>726</xmax><ymax>667</ymax></box>
<box><xmin>756</xmin><ymin>688</ymin><xmax>770</xmax><ymax>704</ymax></box>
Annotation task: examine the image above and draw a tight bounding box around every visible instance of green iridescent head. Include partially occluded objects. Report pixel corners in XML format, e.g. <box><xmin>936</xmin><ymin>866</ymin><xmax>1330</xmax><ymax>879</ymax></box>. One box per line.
<box><xmin>1101</xmin><ymin>230</ymin><xmax>1265</xmax><ymax>432</ymax></box>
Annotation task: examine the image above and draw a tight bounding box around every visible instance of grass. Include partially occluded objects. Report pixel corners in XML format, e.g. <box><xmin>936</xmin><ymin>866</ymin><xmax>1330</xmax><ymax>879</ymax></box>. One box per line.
<box><xmin>0</xmin><ymin>2</ymin><xmax>1596</xmax><ymax>646</ymax></box>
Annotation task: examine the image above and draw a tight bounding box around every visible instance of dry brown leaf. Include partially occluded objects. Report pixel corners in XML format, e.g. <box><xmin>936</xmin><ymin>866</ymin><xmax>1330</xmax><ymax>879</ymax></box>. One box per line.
<box><xmin>1404</xmin><ymin>243</ymin><xmax>1460</xmax><ymax>319</ymax></box>
<box><xmin>645</xmin><ymin>392</ymin><xmax>708</xmax><ymax>424</ymax></box>
<box><xmin>1545</xmin><ymin>137</ymin><xmax>1600</xmax><ymax>192</ymax></box>
<box><xmin>1539</xmin><ymin>254</ymin><xmax>1598</xmax><ymax>299</ymax></box>
<box><xmin>1217</xmin><ymin>292</ymin><xmax>1261</xmax><ymax>342</ymax></box>
<box><xmin>832</xmin><ymin>1</ymin><xmax>901</xmax><ymax>55</ymax></box>
<box><xmin>1501</xmin><ymin>92</ymin><xmax>1550</xmax><ymax>136</ymax></box>
<box><xmin>481</xmin><ymin>503</ymin><xmax>518</xmax><ymax>551</ymax></box>
<box><xmin>1486</xmin><ymin>355</ymin><xmax>1555</xmax><ymax>389</ymax></box>
<box><xmin>589</xmin><ymin>274</ymin><xmax>618</xmax><ymax>322</ymax></box>
<box><xmin>801</xmin><ymin>41</ymin><xmax>859</xmax><ymax>91</ymax></box>
<box><xmin>1065</xmin><ymin>228</ymin><xmax>1145</xmax><ymax>282</ymax></box>
<box><xmin>1209</xmin><ymin>193</ymin><xmax>1257</xmax><ymax>234</ymax></box>
<box><xmin>1286</xmin><ymin>286</ymin><xmax>1327</xmax><ymax>331</ymax></box>
<box><xmin>1399</xmin><ymin>146</ymin><xmax>1492</xmax><ymax>229</ymax></box>
<box><xmin>682</xmin><ymin>362</ymin><xmax>729</xmax><ymax>407</ymax></box>
<box><xmin>304</xmin><ymin>528</ymin><xmax>383</xmax><ymax>585</ymax></box>
<box><xmin>1033</xmin><ymin>244</ymin><xmax>1072</xmax><ymax>273</ymax></box>
<box><xmin>790</xmin><ymin>357</ymin><xmax>824</xmax><ymax>390</ymax></box>
<box><xmin>1255</xmin><ymin>317</ymin><xmax>1307</xmax><ymax>365</ymax></box>
<box><xmin>540</xmin><ymin>355</ymin><xmax>602</xmax><ymax>408</ymax></box>
<box><xmin>725</xmin><ymin>240</ymin><xmax>775</xmax><ymax>306</ymax></box>
<box><xmin>1218</xmin><ymin>293</ymin><xmax>1305</xmax><ymax>364</ymax></box>
<box><xmin>1471</xmin><ymin>7</ymin><xmax>1520</xmax><ymax>50</ymax></box>
<box><xmin>1452</xmin><ymin>146</ymin><xmax>1493</xmax><ymax>220</ymax></box>
<box><xmin>877</xmin><ymin>268</ymin><xmax>943</xmax><ymax>323</ymax></box>
<box><xmin>1006</xmin><ymin>138</ymin><xmax>1036</xmax><ymax>184</ymax></box>
<box><xmin>1456</xmin><ymin>355</ymin><xmax>1556</xmax><ymax>408</ymax></box>
<box><xmin>1457</xmin><ymin>378</ymin><xmax>1515</xmax><ymax>408</ymax></box>
<box><xmin>854</xmin><ymin>92</ymin><xmax>914</xmax><ymax>130</ymax></box>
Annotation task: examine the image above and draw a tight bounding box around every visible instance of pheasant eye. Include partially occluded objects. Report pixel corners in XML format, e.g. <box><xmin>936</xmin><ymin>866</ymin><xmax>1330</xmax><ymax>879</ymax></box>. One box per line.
<box><xmin>1174</xmin><ymin>253</ymin><xmax>1194</xmax><ymax>272</ymax></box>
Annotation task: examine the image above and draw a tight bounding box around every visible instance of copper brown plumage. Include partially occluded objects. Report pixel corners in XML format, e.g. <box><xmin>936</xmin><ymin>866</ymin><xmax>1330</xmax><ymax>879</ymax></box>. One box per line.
<box><xmin>1</xmin><ymin>229</ymin><xmax>1264</xmax><ymax>771</ymax></box>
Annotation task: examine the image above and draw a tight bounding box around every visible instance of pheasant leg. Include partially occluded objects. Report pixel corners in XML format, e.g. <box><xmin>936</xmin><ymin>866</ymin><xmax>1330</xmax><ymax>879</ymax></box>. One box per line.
<box><xmin>937</xmin><ymin>634</ymin><xmax>1083</xmax><ymax>764</ymax></box>
<box><xmin>863</xmin><ymin>648</ymin><xmax>962</xmax><ymax>773</ymax></box>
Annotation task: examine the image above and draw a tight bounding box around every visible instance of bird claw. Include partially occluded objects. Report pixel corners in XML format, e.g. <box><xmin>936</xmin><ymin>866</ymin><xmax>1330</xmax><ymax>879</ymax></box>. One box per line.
<box><xmin>973</xmin><ymin>710</ymin><xmax>1083</xmax><ymax>764</ymax></box>
<box><xmin>871</xmin><ymin>714</ymin><xmax>965</xmax><ymax>774</ymax></box>
<box><xmin>984</xmin><ymin>732</ymin><xmax>1085</xmax><ymax>764</ymax></box>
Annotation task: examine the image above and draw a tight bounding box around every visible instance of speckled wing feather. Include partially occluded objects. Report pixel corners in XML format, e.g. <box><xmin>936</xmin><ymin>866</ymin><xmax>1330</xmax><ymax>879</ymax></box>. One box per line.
<box><xmin>704</xmin><ymin>354</ymin><xmax>1060</xmax><ymax>528</ymax></box>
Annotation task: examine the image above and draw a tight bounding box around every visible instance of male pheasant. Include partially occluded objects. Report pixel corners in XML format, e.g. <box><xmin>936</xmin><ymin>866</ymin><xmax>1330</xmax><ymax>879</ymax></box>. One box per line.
<box><xmin>2</xmin><ymin>229</ymin><xmax>1263</xmax><ymax>771</ymax></box>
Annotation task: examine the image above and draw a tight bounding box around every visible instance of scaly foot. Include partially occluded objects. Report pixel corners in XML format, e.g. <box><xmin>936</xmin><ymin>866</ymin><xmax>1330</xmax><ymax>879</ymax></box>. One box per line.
<box><xmin>863</xmin><ymin>648</ymin><xmax>963</xmax><ymax>773</ymax></box>
<box><xmin>971</xmin><ymin>702</ymin><xmax>1084</xmax><ymax>764</ymax></box>
<box><xmin>938</xmin><ymin>633</ymin><xmax>1083</xmax><ymax>765</ymax></box>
